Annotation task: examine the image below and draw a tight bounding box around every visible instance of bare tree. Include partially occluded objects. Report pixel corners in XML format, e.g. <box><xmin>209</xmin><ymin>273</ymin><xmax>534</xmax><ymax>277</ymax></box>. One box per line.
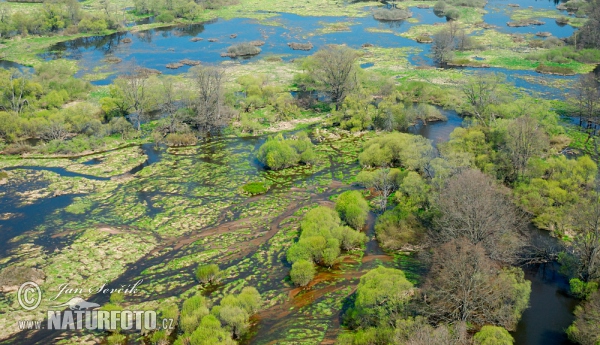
<box><xmin>431</xmin><ymin>169</ymin><xmax>524</xmax><ymax>262</ymax></box>
<box><xmin>423</xmin><ymin>238</ymin><xmax>530</xmax><ymax>330</ymax></box>
<box><xmin>570</xmin><ymin>74</ymin><xmax>600</xmax><ymax>132</ymax></box>
<box><xmin>431</xmin><ymin>30</ymin><xmax>455</xmax><ymax>64</ymax></box>
<box><xmin>310</xmin><ymin>45</ymin><xmax>358</xmax><ymax>109</ymax></box>
<box><xmin>159</xmin><ymin>76</ymin><xmax>185</xmax><ymax>134</ymax></box>
<box><xmin>41</xmin><ymin>121</ymin><xmax>69</xmax><ymax>141</ymax></box>
<box><xmin>188</xmin><ymin>65</ymin><xmax>233</xmax><ymax>134</ymax></box>
<box><xmin>116</xmin><ymin>66</ymin><xmax>153</xmax><ymax>130</ymax></box>
<box><xmin>578</xmin><ymin>0</ymin><xmax>600</xmax><ymax>49</ymax></box>
<box><xmin>505</xmin><ymin>115</ymin><xmax>549</xmax><ymax>178</ymax></box>
<box><xmin>462</xmin><ymin>72</ymin><xmax>504</xmax><ymax>127</ymax></box>
<box><xmin>562</xmin><ymin>194</ymin><xmax>600</xmax><ymax>283</ymax></box>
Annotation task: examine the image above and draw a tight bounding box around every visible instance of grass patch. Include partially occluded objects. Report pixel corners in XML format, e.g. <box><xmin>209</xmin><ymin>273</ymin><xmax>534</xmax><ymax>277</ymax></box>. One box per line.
<box><xmin>535</xmin><ymin>63</ymin><xmax>575</xmax><ymax>75</ymax></box>
<box><xmin>241</xmin><ymin>181</ymin><xmax>271</xmax><ymax>195</ymax></box>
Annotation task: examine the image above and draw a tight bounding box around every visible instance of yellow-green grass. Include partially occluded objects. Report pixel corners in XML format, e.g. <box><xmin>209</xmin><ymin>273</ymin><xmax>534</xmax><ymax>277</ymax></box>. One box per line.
<box><xmin>510</xmin><ymin>8</ymin><xmax>587</xmax><ymax>28</ymax></box>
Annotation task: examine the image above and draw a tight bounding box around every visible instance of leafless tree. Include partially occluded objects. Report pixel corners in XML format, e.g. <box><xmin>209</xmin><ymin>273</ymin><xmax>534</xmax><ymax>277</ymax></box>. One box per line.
<box><xmin>431</xmin><ymin>169</ymin><xmax>525</xmax><ymax>262</ymax></box>
<box><xmin>462</xmin><ymin>72</ymin><xmax>504</xmax><ymax>126</ymax></box>
<box><xmin>505</xmin><ymin>115</ymin><xmax>550</xmax><ymax>178</ymax></box>
<box><xmin>116</xmin><ymin>65</ymin><xmax>153</xmax><ymax>130</ymax></box>
<box><xmin>431</xmin><ymin>30</ymin><xmax>455</xmax><ymax>64</ymax></box>
<box><xmin>41</xmin><ymin>121</ymin><xmax>69</xmax><ymax>141</ymax></box>
<box><xmin>422</xmin><ymin>238</ymin><xmax>528</xmax><ymax>330</ymax></box>
<box><xmin>159</xmin><ymin>76</ymin><xmax>186</xmax><ymax>134</ymax></box>
<box><xmin>188</xmin><ymin>65</ymin><xmax>233</xmax><ymax>134</ymax></box>
<box><xmin>310</xmin><ymin>45</ymin><xmax>358</xmax><ymax>109</ymax></box>
<box><xmin>578</xmin><ymin>0</ymin><xmax>600</xmax><ymax>49</ymax></box>
<box><xmin>570</xmin><ymin>74</ymin><xmax>600</xmax><ymax>132</ymax></box>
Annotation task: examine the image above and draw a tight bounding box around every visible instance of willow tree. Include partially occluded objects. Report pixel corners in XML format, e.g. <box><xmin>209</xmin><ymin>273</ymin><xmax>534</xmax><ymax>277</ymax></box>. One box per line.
<box><xmin>309</xmin><ymin>45</ymin><xmax>359</xmax><ymax>109</ymax></box>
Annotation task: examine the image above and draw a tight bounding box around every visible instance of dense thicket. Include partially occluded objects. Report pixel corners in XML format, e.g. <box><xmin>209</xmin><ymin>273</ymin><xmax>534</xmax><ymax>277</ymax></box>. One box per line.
<box><xmin>257</xmin><ymin>132</ymin><xmax>316</xmax><ymax>170</ymax></box>
<box><xmin>173</xmin><ymin>287</ymin><xmax>261</xmax><ymax>344</ymax></box>
<box><xmin>287</xmin><ymin>206</ymin><xmax>367</xmax><ymax>285</ymax></box>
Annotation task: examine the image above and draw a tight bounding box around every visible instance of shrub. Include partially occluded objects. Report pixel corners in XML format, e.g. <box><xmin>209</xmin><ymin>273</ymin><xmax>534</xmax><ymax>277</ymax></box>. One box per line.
<box><xmin>165</xmin><ymin>132</ymin><xmax>197</xmax><ymax>147</ymax></box>
<box><xmin>375</xmin><ymin>206</ymin><xmax>422</xmax><ymax>251</ymax></box>
<box><xmin>372</xmin><ymin>8</ymin><xmax>412</xmax><ymax>21</ymax></box>
<box><xmin>106</xmin><ymin>333</ymin><xmax>126</xmax><ymax>345</ymax></box>
<box><xmin>286</xmin><ymin>206</ymin><xmax>367</xmax><ymax>270</ymax></box>
<box><xmin>290</xmin><ymin>259</ymin><xmax>316</xmax><ymax>286</ymax></box>
<box><xmin>358</xmin><ymin>132</ymin><xmax>434</xmax><ymax>171</ymax></box>
<box><xmin>257</xmin><ymin>133</ymin><xmax>316</xmax><ymax>170</ymax></box>
<box><xmin>346</xmin><ymin>267</ymin><xmax>414</xmax><ymax>328</ymax></box>
<box><xmin>536</xmin><ymin>63</ymin><xmax>575</xmax><ymax>75</ymax></box>
<box><xmin>335</xmin><ymin>191</ymin><xmax>369</xmax><ymax>230</ymax></box>
<box><xmin>156</xmin><ymin>11</ymin><xmax>175</xmax><ymax>23</ymax></box>
<box><xmin>570</xmin><ymin>278</ymin><xmax>599</xmax><ymax>299</ymax></box>
<box><xmin>241</xmin><ymin>182</ymin><xmax>269</xmax><ymax>195</ymax></box>
<box><xmin>195</xmin><ymin>264</ymin><xmax>222</xmax><ymax>284</ymax></box>
<box><xmin>227</xmin><ymin>43</ymin><xmax>262</xmax><ymax>57</ymax></box>
<box><xmin>474</xmin><ymin>326</ymin><xmax>514</xmax><ymax>345</ymax></box>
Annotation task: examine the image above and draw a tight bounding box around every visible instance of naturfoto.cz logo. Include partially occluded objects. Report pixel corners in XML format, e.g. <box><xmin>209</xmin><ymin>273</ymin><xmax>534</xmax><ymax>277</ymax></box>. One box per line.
<box><xmin>16</xmin><ymin>281</ymin><xmax>174</xmax><ymax>331</ymax></box>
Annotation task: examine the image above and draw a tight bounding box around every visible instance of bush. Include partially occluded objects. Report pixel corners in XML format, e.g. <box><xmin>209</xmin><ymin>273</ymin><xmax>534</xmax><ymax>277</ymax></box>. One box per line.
<box><xmin>536</xmin><ymin>63</ymin><xmax>575</xmax><ymax>75</ymax></box>
<box><xmin>570</xmin><ymin>278</ymin><xmax>599</xmax><ymax>299</ymax></box>
<box><xmin>195</xmin><ymin>264</ymin><xmax>222</xmax><ymax>284</ymax></box>
<box><xmin>290</xmin><ymin>259</ymin><xmax>316</xmax><ymax>286</ymax></box>
<box><xmin>372</xmin><ymin>8</ymin><xmax>412</xmax><ymax>21</ymax></box>
<box><xmin>346</xmin><ymin>267</ymin><xmax>414</xmax><ymax>328</ymax></box>
<box><xmin>474</xmin><ymin>326</ymin><xmax>514</xmax><ymax>345</ymax></box>
<box><xmin>375</xmin><ymin>206</ymin><xmax>422</xmax><ymax>251</ymax></box>
<box><xmin>286</xmin><ymin>206</ymin><xmax>367</xmax><ymax>269</ymax></box>
<box><xmin>241</xmin><ymin>181</ymin><xmax>270</xmax><ymax>195</ymax></box>
<box><xmin>227</xmin><ymin>43</ymin><xmax>262</xmax><ymax>57</ymax></box>
<box><xmin>358</xmin><ymin>132</ymin><xmax>434</xmax><ymax>171</ymax></box>
<box><xmin>165</xmin><ymin>132</ymin><xmax>197</xmax><ymax>147</ymax></box>
<box><xmin>156</xmin><ymin>11</ymin><xmax>175</xmax><ymax>23</ymax></box>
<box><xmin>257</xmin><ymin>133</ymin><xmax>316</xmax><ymax>170</ymax></box>
<box><xmin>335</xmin><ymin>191</ymin><xmax>369</xmax><ymax>230</ymax></box>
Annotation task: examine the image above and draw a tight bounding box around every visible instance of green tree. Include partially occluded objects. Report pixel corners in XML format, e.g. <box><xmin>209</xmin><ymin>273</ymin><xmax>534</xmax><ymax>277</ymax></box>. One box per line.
<box><xmin>348</xmin><ymin>266</ymin><xmax>414</xmax><ymax>328</ymax></box>
<box><xmin>335</xmin><ymin>191</ymin><xmax>369</xmax><ymax>230</ymax></box>
<box><xmin>473</xmin><ymin>326</ymin><xmax>514</xmax><ymax>345</ymax></box>
<box><xmin>290</xmin><ymin>259</ymin><xmax>316</xmax><ymax>286</ymax></box>
<box><xmin>195</xmin><ymin>263</ymin><xmax>222</xmax><ymax>284</ymax></box>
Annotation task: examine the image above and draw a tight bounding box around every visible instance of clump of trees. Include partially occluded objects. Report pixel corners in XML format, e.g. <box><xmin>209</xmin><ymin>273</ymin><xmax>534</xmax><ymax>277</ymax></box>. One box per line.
<box><xmin>287</xmin><ymin>206</ymin><xmax>367</xmax><ymax>286</ymax></box>
<box><xmin>257</xmin><ymin>132</ymin><xmax>316</xmax><ymax>170</ymax></box>
<box><xmin>358</xmin><ymin>132</ymin><xmax>434</xmax><ymax>172</ymax></box>
<box><xmin>233</xmin><ymin>74</ymin><xmax>300</xmax><ymax>134</ymax></box>
<box><xmin>174</xmin><ymin>287</ymin><xmax>261</xmax><ymax>344</ymax></box>
<box><xmin>335</xmin><ymin>190</ymin><xmax>369</xmax><ymax>230</ymax></box>
<box><xmin>431</xmin><ymin>22</ymin><xmax>477</xmax><ymax>64</ymax></box>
